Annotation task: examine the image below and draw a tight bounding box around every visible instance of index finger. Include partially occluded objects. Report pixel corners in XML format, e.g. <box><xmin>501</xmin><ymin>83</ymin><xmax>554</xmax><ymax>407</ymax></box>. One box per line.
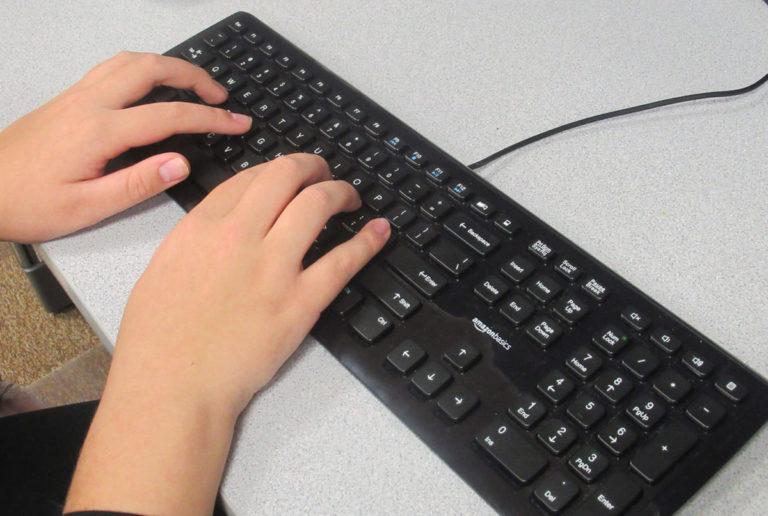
<box><xmin>90</xmin><ymin>52</ymin><xmax>228</xmax><ymax>108</ymax></box>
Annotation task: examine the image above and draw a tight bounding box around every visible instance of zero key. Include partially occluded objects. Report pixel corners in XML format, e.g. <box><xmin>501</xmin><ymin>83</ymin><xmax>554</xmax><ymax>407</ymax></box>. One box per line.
<box><xmin>475</xmin><ymin>416</ymin><xmax>547</xmax><ymax>485</ymax></box>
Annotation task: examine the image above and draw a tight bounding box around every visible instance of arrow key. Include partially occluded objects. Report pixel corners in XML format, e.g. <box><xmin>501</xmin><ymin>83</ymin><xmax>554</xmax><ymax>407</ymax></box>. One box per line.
<box><xmin>437</xmin><ymin>384</ymin><xmax>479</xmax><ymax>422</ymax></box>
<box><xmin>386</xmin><ymin>339</ymin><xmax>426</xmax><ymax>375</ymax></box>
<box><xmin>537</xmin><ymin>418</ymin><xmax>577</xmax><ymax>455</ymax></box>
<box><xmin>443</xmin><ymin>341</ymin><xmax>480</xmax><ymax>372</ymax></box>
<box><xmin>411</xmin><ymin>361</ymin><xmax>452</xmax><ymax>398</ymax></box>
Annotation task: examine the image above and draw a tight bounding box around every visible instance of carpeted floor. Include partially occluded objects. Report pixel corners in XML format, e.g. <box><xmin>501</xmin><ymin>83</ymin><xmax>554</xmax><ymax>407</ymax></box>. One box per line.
<box><xmin>0</xmin><ymin>242</ymin><xmax>110</xmax><ymax>411</ymax></box>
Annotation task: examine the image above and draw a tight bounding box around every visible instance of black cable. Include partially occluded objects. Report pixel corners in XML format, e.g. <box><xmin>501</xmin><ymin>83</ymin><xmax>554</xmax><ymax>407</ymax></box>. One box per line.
<box><xmin>467</xmin><ymin>70</ymin><xmax>768</xmax><ymax>170</ymax></box>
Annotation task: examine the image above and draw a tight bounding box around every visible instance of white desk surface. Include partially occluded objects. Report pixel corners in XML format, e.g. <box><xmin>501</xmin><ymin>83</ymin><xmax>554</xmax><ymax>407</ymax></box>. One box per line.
<box><xmin>2</xmin><ymin>1</ymin><xmax>767</xmax><ymax>514</ymax></box>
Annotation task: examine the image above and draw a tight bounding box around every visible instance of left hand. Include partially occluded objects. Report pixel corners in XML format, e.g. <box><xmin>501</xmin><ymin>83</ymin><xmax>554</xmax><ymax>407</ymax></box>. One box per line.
<box><xmin>0</xmin><ymin>51</ymin><xmax>252</xmax><ymax>243</ymax></box>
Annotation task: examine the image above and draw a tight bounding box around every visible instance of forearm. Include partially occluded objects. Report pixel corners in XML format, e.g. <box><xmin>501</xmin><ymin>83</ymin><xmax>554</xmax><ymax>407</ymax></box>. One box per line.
<box><xmin>64</xmin><ymin>363</ymin><xmax>237</xmax><ymax>516</ymax></box>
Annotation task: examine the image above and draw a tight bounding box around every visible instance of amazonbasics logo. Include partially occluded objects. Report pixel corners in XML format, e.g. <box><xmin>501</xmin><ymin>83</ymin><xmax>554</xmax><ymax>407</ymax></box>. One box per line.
<box><xmin>472</xmin><ymin>317</ymin><xmax>511</xmax><ymax>351</ymax></box>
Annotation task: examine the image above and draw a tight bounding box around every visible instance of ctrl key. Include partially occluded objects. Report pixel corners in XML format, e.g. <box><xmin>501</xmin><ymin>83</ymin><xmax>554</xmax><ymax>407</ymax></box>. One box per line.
<box><xmin>573</xmin><ymin>473</ymin><xmax>641</xmax><ymax>515</ymax></box>
<box><xmin>475</xmin><ymin>416</ymin><xmax>547</xmax><ymax>484</ymax></box>
<box><xmin>348</xmin><ymin>304</ymin><xmax>392</xmax><ymax>343</ymax></box>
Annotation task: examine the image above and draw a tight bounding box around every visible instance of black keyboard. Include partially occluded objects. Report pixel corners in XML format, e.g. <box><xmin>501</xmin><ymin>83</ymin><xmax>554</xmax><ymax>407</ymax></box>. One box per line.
<box><xmin>131</xmin><ymin>12</ymin><xmax>768</xmax><ymax>515</ymax></box>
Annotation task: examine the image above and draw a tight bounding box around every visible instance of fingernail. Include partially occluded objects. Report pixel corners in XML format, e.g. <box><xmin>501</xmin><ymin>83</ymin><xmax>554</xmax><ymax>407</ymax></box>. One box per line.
<box><xmin>230</xmin><ymin>112</ymin><xmax>252</xmax><ymax>125</ymax></box>
<box><xmin>371</xmin><ymin>218</ymin><xmax>390</xmax><ymax>236</ymax></box>
<box><xmin>158</xmin><ymin>157</ymin><xmax>189</xmax><ymax>183</ymax></box>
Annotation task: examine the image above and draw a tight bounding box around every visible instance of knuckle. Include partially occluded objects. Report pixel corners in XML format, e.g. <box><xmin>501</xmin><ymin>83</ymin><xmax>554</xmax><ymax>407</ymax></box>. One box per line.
<box><xmin>125</xmin><ymin>169</ymin><xmax>154</xmax><ymax>202</ymax></box>
<box><xmin>137</xmin><ymin>52</ymin><xmax>163</xmax><ymax>70</ymax></box>
<box><xmin>299</xmin><ymin>184</ymin><xmax>334</xmax><ymax>211</ymax></box>
<box><xmin>164</xmin><ymin>101</ymin><xmax>190</xmax><ymax>120</ymax></box>
<box><xmin>327</xmin><ymin>251</ymin><xmax>356</xmax><ymax>283</ymax></box>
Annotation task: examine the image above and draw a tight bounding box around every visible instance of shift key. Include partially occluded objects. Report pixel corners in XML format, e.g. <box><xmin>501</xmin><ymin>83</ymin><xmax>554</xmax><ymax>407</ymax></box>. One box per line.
<box><xmin>385</xmin><ymin>246</ymin><xmax>447</xmax><ymax>298</ymax></box>
<box><xmin>475</xmin><ymin>416</ymin><xmax>547</xmax><ymax>484</ymax></box>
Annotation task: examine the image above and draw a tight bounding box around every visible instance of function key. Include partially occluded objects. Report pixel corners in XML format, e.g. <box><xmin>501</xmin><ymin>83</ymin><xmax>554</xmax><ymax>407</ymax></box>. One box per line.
<box><xmin>345</xmin><ymin>105</ymin><xmax>367</xmax><ymax>123</ymax></box>
<box><xmin>228</xmin><ymin>18</ymin><xmax>247</xmax><ymax>32</ymax></box>
<box><xmin>470</xmin><ymin>197</ymin><xmax>496</xmax><ymax>218</ymax></box>
<box><xmin>243</xmin><ymin>31</ymin><xmax>263</xmax><ymax>45</ymax></box>
<box><xmin>681</xmin><ymin>350</ymin><xmax>713</xmax><ymax>378</ymax></box>
<box><xmin>686</xmin><ymin>394</ymin><xmax>727</xmax><ymax>430</ymax></box>
<box><xmin>443</xmin><ymin>341</ymin><xmax>480</xmax><ymax>372</ymax></box>
<box><xmin>474</xmin><ymin>275</ymin><xmax>509</xmax><ymax>305</ymax></box>
<box><xmin>508</xmin><ymin>393</ymin><xmax>546</xmax><ymax>429</ymax></box>
<box><xmin>386</xmin><ymin>339</ymin><xmax>426</xmax><ymax>374</ymax></box>
<box><xmin>327</xmin><ymin>91</ymin><xmax>350</xmax><ymax>109</ymax></box>
<box><xmin>493</xmin><ymin>214</ymin><xmax>519</xmax><ymax>237</ymax></box>
<box><xmin>528</xmin><ymin>239</ymin><xmax>554</xmax><ymax>262</ymax></box>
<box><xmin>629</xmin><ymin>420</ymin><xmax>697</xmax><ymax>484</ymax></box>
<box><xmin>533</xmin><ymin>470</ymin><xmax>580</xmax><ymax>513</ymax></box>
<box><xmin>475</xmin><ymin>416</ymin><xmax>548</xmax><ymax>484</ymax></box>
<box><xmin>425</xmin><ymin>165</ymin><xmax>450</xmax><ymax>185</ymax></box>
<box><xmin>555</xmin><ymin>258</ymin><xmax>581</xmax><ymax>282</ymax></box>
<box><xmin>526</xmin><ymin>316</ymin><xmax>563</xmax><ymax>349</ymax></box>
<box><xmin>652</xmin><ymin>369</ymin><xmax>691</xmax><ymax>404</ymax></box>
<box><xmin>568</xmin><ymin>444</ymin><xmax>610</xmax><ymax>483</ymax></box>
<box><xmin>203</xmin><ymin>30</ymin><xmax>229</xmax><ymax>48</ymax></box>
<box><xmin>447</xmin><ymin>181</ymin><xmax>472</xmax><ymax>201</ymax></box>
<box><xmin>411</xmin><ymin>361</ymin><xmax>452</xmax><ymax>398</ymax></box>
<box><xmin>291</xmin><ymin>66</ymin><xmax>312</xmax><ymax>82</ymax></box>
<box><xmin>565</xmin><ymin>346</ymin><xmax>603</xmax><ymax>381</ymax></box>
<box><xmin>348</xmin><ymin>304</ymin><xmax>392</xmax><ymax>343</ymax></box>
<box><xmin>275</xmin><ymin>54</ymin><xmax>295</xmax><ymax>69</ymax></box>
<box><xmin>537</xmin><ymin>370</ymin><xmax>575</xmax><ymax>404</ymax></box>
<box><xmin>537</xmin><ymin>419</ymin><xmax>578</xmax><ymax>455</ymax></box>
<box><xmin>620</xmin><ymin>306</ymin><xmax>650</xmax><ymax>332</ymax></box>
<box><xmin>594</xmin><ymin>370</ymin><xmax>633</xmax><ymax>405</ymax></box>
<box><xmin>309</xmin><ymin>78</ymin><xmax>330</xmax><ymax>94</ymax></box>
<box><xmin>258</xmin><ymin>42</ymin><xmax>278</xmax><ymax>57</ymax></box>
<box><xmin>364</xmin><ymin>119</ymin><xmax>386</xmax><ymax>138</ymax></box>
<box><xmin>649</xmin><ymin>328</ymin><xmax>681</xmax><ymax>354</ymax></box>
<box><xmin>580</xmin><ymin>276</ymin><xmax>610</xmax><ymax>302</ymax></box>
<box><xmin>404</xmin><ymin>150</ymin><xmax>427</xmax><ymax>168</ymax></box>
<box><xmin>592</xmin><ymin>324</ymin><xmax>630</xmax><ymax>356</ymax></box>
<box><xmin>437</xmin><ymin>384</ymin><xmax>479</xmax><ymax>421</ymax></box>
<box><xmin>715</xmin><ymin>375</ymin><xmax>748</xmax><ymax>402</ymax></box>
<box><xmin>384</xmin><ymin>135</ymin><xmax>405</xmax><ymax>153</ymax></box>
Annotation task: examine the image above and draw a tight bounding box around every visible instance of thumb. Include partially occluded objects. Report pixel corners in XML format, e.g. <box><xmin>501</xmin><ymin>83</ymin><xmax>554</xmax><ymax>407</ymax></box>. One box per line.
<box><xmin>84</xmin><ymin>152</ymin><xmax>190</xmax><ymax>218</ymax></box>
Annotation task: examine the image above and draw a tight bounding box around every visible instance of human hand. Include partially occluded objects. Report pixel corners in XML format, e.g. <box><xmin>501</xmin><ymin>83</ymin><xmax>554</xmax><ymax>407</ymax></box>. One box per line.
<box><xmin>0</xmin><ymin>51</ymin><xmax>252</xmax><ymax>243</ymax></box>
<box><xmin>65</xmin><ymin>154</ymin><xmax>390</xmax><ymax>515</ymax></box>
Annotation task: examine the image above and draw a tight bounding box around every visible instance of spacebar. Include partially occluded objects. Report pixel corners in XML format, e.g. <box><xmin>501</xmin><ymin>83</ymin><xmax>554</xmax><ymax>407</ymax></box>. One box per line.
<box><xmin>475</xmin><ymin>416</ymin><xmax>547</xmax><ymax>484</ymax></box>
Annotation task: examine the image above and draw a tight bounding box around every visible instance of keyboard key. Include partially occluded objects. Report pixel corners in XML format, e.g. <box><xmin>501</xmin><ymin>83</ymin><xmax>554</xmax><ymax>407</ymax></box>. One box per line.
<box><xmin>219</xmin><ymin>42</ymin><xmax>244</xmax><ymax>60</ymax></box>
<box><xmin>500</xmin><ymin>295</ymin><xmax>535</xmax><ymax>326</ymax></box>
<box><xmin>682</xmin><ymin>350</ymin><xmax>713</xmax><ymax>378</ymax></box>
<box><xmin>715</xmin><ymin>374</ymin><xmax>748</xmax><ymax>402</ymax></box>
<box><xmin>230</xmin><ymin>153</ymin><xmax>263</xmax><ymax>173</ymax></box>
<box><xmin>537</xmin><ymin>419</ymin><xmax>577</xmax><ymax>455</ymax></box>
<box><xmin>364</xmin><ymin>119</ymin><xmax>386</xmax><ymax>138</ymax></box>
<box><xmin>411</xmin><ymin>361</ymin><xmax>451</xmax><ymax>398</ymax></box>
<box><xmin>386</xmin><ymin>246</ymin><xmax>447</xmax><ymax>298</ymax></box>
<box><xmin>508</xmin><ymin>393</ymin><xmax>546</xmax><ymax>429</ymax></box>
<box><xmin>283</xmin><ymin>89</ymin><xmax>311</xmax><ymax>111</ymax></box>
<box><xmin>443</xmin><ymin>341</ymin><xmax>480</xmax><ymax>372</ymax></box>
<box><xmin>537</xmin><ymin>370</ymin><xmax>575</xmax><ymax>405</ymax></box>
<box><xmin>246</xmin><ymin>131</ymin><xmax>278</xmax><ymax>153</ymax></box>
<box><xmin>213</xmin><ymin>140</ymin><xmax>243</xmax><ymax>162</ymax></box>
<box><xmin>328</xmin><ymin>156</ymin><xmax>354</xmax><ymax>179</ymax></box>
<box><xmin>620</xmin><ymin>346</ymin><xmax>660</xmax><ymax>380</ymax></box>
<box><xmin>553</xmin><ymin>293</ymin><xmax>590</xmax><ymax>325</ymax></box>
<box><xmin>470</xmin><ymin>197</ymin><xmax>496</xmax><ymax>218</ymax></box>
<box><xmin>475</xmin><ymin>416</ymin><xmax>547</xmax><ymax>484</ymax></box>
<box><xmin>220</xmin><ymin>73</ymin><xmax>246</xmax><ymax>92</ymax></box>
<box><xmin>250</xmin><ymin>98</ymin><xmax>279</xmax><ymax>119</ymax></box>
<box><xmin>568</xmin><ymin>444</ymin><xmax>609</xmax><ymax>483</ymax></box>
<box><xmin>404</xmin><ymin>219</ymin><xmax>439</xmax><ymax>249</ymax></box>
<box><xmin>447</xmin><ymin>180</ymin><xmax>472</xmax><ymax>201</ymax></box>
<box><xmin>398</xmin><ymin>178</ymin><xmax>430</xmax><ymax>204</ymax></box>
<box><xmin>243</xmin><ymin>31</ymin><xmax>263</xmax><ymax>45</ymax></box>
<box><xmin>594</xmin><ymin>370</ymin><xmax>633</xmax><ymax>405</ymax></box>
<box><xmin>349</xmin><ymin>304</ymin><xmax>393</xmax><ymax>343</ymax></box>
<box><xmin>592</xmin><ymin>324</ymin><xmax>630</xmax><ymax>356</ymax></box>
<box><xmin>181</xmin><ymin>44</ymin><xmax>214</xmax><ymax>65</ymax></box>
<box><xmin>250</xmin><ymin>64</ymin><xmax>278</xmax><ymax>84</ymax></box>
<box><xmin>528</xmin><ymin>239</ymin><xmax>555</xmax><ymax>261</ymax></box>
<box><xmin>285</xmin><ymin>127</ymin><xmax>313</xmax><ymax>149</ymax></box>
<box><xmin>329</xmin><ymin>285</ymin><xmax>363</xmax><ymax>316</ymax></box>
<box><xmin>358</xmin><ymin>266</ymin><xmax>421</xmax><ymax>319</ymax></box>
<box><xmin>204</xmin><ymin>61</ymin><xmax>229</xmax><ymax>79</ymax></box>
<box><xmin>384</xmin><ymin>135</ymin><xmax>405</xmax><ymax>153</ymax></box>
<box><xmin>625</xmin><ymin>392</ymin><xmax>666</xmax><ymax>430</ymax></box>
<box><xmin>425</xmin><ymin>165</ymin><xmax>450</xmax><ymax>185</ymax></box>
<box><xmin>301</xmin><ymin>103</ymin><xmax>331</xmax><ymax>125</ymax></box>
<box><xmin>344</xmin><ymin>105</ymin><xmax>366</xmax><ymax>123</ymax></box>
<box><xmin>652</xmin><ymin>369</ymin><xmax>691</xmax><ymax>404</ymax></box>
<box><xmin>565</xmin><ymin>346</ymin><xmax>603</xmax><ymax>381</ymax></box>
<box><xmin>275</xmin><ymin>54</ymin><xmax>295</xmax><ymax>69</ymax></box>
<box><xmin>581</xmin><ymin>276</ymin><xmax>610</xmax><ymax>302</ymax></box>
<box><xmin>341</xmin><ymin>209</ymin><xmax>373</xmax><ymax>233</ymax></box>
<box><xmin>338</xmin><ymin>132</ymin><xmax>368</xmax><ymax>156</ymax></box>
<box><xmin>204</xmin><ymin>30</ymin><xmax>229</xmax><ymax>48</ymax></box>
<box><xmin>621</xmin><ymin>306</ymin><xmax>650</xmax><ymax>332</ymax></box>
<box><xmin>258</xmin><ymin>42</ymin><xmax>278</xmax><ymax>57</ymax></box>
<box><xmin>386</xmin><ymin>339</ymin><xmax>426</xmax><ymax>374</ymax></box>
<box><xmin>526</xmin><ymin>273</ymin><xmax>562</xmax><ymax>304</ymax></box>
<box><xmin>384</xmin><ymin>203</ymin><xmax>416</xmax><ymax>230</ymax></box>
<box><xmin>554</xmin><ymin>258</ymin><xmax>581</xmax><ymax>281</ymax></box>
<box><xmin>234</xmin><ymin>52</ymin><xmax>260</xmax><ymax>72</ymax></box>
<box><xmin>309</xmin><ymin>78</ymin><xmax>330</xmax><ymax>94</ymax></box>
<box><xmin>404</xmin><ymin>149</ymin><xmax>426</xmax><ymax>168</ymax></box>
<box><xmin>630</xmin><ymin>420</ymin><xmax>698</xmax><ymax>483</ymax></box>
<box><xmin>228</xmin><ymin>18</ymin><xmax>247</xmax><ymax>32</ymax></box>
<box><xmin>420</xmin><ymin>192</ymin><xmax>452</xmax><ymax>221</ymax></box>
<box><xmin>443</xmin><ymin>212</ymin><xmax>500</xmax><ymax>256</ymax></box>
<box><xmin>533</xmin><ymin>470</ymin><xmax>579</xmax><ymax>513</ymax></box>
<box><xmin>437</xmin><ymin>384</ymin><xmax>479</xmax><ymax>421</ymax></box>
<box><xmin>291</xmin><ymin>66</ymin><xmax>312</xmax><ymax>82</ymax></box>
<box><xmin>566</xmin><ymin>393</ymin><xmax>605</xmax><ymax>430</ymax></box>
<box><xmin>358</xmin><ymin>146</ymin><xmax>388</xmax><ymax>171</ymax></box>
<box><xmin>574</xmin><ymin>473</ymin><xmax>641</xmax><ymax>515</ymax></box>
<box><xmin>500</xmin><ymin>255</ymin><xmax>535</xmax><ymax>284</ymax></box>
<box><xmin>526</xmin><ymin>315</ymin><xmax>563</xmax><ymax>348</ymax></box>
<box><xmin>233</xmin><ymin>86</ymin><xmax>261</xmax><ymax>106</ymax></box>
<box><xmin>363</xmin><ymin>187</ymin><xmax>395</xmax><ymax>213</ymax></box>
<box><xmin>686</xmin><ymin>394</ymin><xmax>727</xmax><ymax>430</ymax></box>
<box><xmin>493</xmin><ymin>214</ymin><xmax>519</xmax><ymax>237</ymax></box>
<box><xmin>327</xmin><ymin>91</ymin><xmax>349</xmax><ymax>109</ymax></box>
<box><xmin>429</xmin><ymin>240</ymin><xmax>474</xmax><ymax>277</ymax></box>
<box><xmin>344</xmin><ymin>170</ymin><xmax>374</xmax><ymax>194</ymax></box>
<box><xmin>267</xmin><ymin>113</ymin><xmax>297</xmax><ymax>134</ymax></box>
<box><xmin>649</xmin><ymin>327</ymin><xmax>681</xmax><ymax>354</ymax></box>
<box><xmin>306</xmin><ymin>141</ymin><xmax>334</xmax><ymax>159</ymax></box>
<box><xmin>598</xmin><ymin>417</ymin><xmax>638</xmax><ymax>456</ymax></box>
<box><xmin>473</xmin><ymin>275</ymin><xmax>509</xmax><ymax>305</ymax></box>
